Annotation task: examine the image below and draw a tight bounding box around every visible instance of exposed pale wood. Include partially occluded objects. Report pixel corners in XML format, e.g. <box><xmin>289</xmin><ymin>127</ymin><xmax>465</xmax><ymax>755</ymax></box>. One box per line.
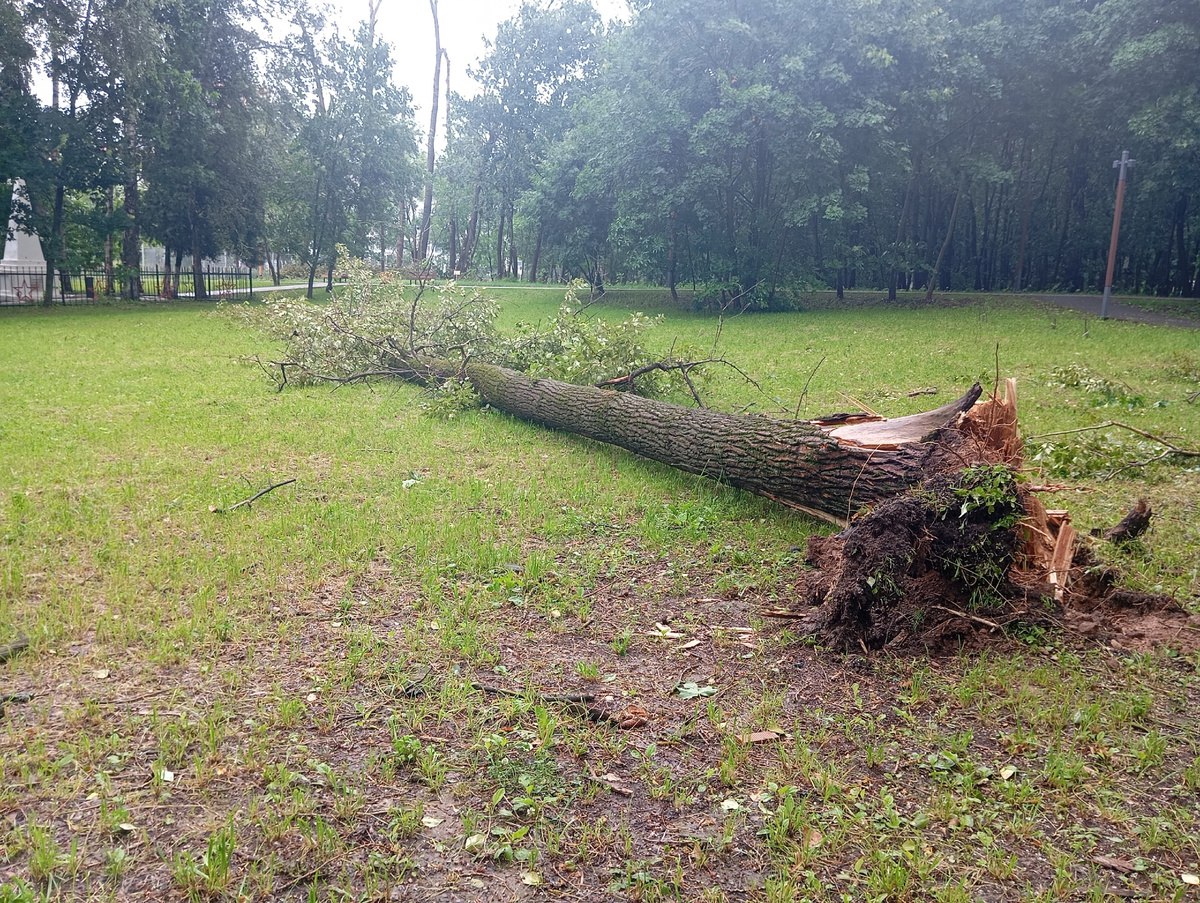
<box><xmin>828</xmin><ymin>389</ymin><xmax>984</xmax><ymax>448</ymax></box>
<box><xmin>1049</xmin><ymin>521</ymin><xmax>1077</xmax><ymax>602</ymax></box>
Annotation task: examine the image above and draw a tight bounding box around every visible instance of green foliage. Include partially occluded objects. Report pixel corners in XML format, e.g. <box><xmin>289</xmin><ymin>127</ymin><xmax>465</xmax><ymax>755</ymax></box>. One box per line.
<box><xmin>1048</xmin><ymin>365</ymin><xmax>1145</xmax><ymax>409</ymax></box>
<box><xmin>255</xmin><ymin>261</ymin><xmax>701</xmax><ymax>400</ymax></box>
<box><xmin>499</xmin><ymin>283</ymin><xmax>679</xmax><ymax>393</ymax></box>
<box><xmin>952</xmin><ymin>465</ymin><xmax>1020</xmax><ymax>524</ymax></box>
<box><xmin>420</xmin><ymin>378</ymin><xmax>481</xmax><ymax>420</ymax></box>
<box><xmin>1029</xmin><ymin>434</ymin><xmax>1165</xmax><ymax>480</ymax></box>
<box><xmin>171</xmin><ymin>822</ymin><xmax>237</xmax><ymax>896</ymax></box>
<box><xmin>259</xmin><ymin>253</ymin><xmax>500</xmax><ymax>385</ymax></box>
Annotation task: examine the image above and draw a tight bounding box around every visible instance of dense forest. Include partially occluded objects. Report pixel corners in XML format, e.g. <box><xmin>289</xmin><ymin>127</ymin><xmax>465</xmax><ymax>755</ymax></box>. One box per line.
<box><xmin>1</xmin><ymin>0</ymin><xmax>1198</xmax><ymax>305</ymax></box>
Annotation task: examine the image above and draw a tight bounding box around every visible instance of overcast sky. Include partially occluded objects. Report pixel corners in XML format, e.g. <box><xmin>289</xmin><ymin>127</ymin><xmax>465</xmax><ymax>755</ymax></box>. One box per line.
<box><xmin>346</xmin><ymin>0</ymin><xmax>629</xmax><ymax>122</ymax></box>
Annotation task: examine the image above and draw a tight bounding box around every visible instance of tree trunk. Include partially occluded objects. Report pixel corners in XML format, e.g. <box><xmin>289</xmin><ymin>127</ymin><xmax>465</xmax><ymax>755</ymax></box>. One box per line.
<box><xmin>667</xmin><ymin>211</ymin><xmax>679</xmax><ymax>301</ymax></box>
<box><xmin>925</xmin><ymin>176</ymin><xmax>966</xmax><ymax>302</ymax></box>
<box><xmin>495</xmin><ymin>210</ymin><xmax>506</xmax><ymax>279</ymax></box>
<box><xmin>451</xmin><ymin>360</ymin><xmax>981</xmax><ymax>525</ymax></box>
<box><xmin>266</xmin><ymin>243</ymin><xmax>279</xmax><ymax>286</ymax></box>
<box><xmin>416</xmin><ymin>0</ymin><xmax>442</xmax><ymax>263</ymax></box>
<box><xmin>163</xmin><ymin>246</ymin><xmax>173</xmax><ymax>298</ymax></box>
<box><xmin>1172</xmin><ymin>193</ymin><xmax>1188</xmax><ymax>296</ymax></box>
<box><xmin>191</xmin><ymin>220</ymin><xmax>206</xmax><ymax>301</ymax></box>
<box><xmin>104</xmin><ymin>186</ymin><xmax>115</xmax><ymax>295</ymax></box>
<box><xmin>507</xmin><ymin>206</ymin><xmax>518</xmax><ymax>279</ymax></box>
<box><xmin>122</xmin><ymin>109</ymin><xmax>142</xmax><ymax>299</ymax></box>
<box><xmin>529</xmin><ymin>224</ymin><xmax>543</xmax><ymax>283</ymax></box>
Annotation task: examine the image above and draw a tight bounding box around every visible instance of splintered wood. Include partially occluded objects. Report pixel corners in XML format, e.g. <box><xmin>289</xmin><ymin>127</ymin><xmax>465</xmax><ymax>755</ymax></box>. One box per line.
<box><xmin>960</xmin><ymin>378</ymin><xmax>1075</xmax><ymax>597</ymax></box>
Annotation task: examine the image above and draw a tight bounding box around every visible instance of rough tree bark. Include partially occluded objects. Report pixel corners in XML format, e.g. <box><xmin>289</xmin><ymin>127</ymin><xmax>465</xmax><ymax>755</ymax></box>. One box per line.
<box><xmin>455</xmin><ymin>361</ymin><xmax>981</xmax><ymax>525</ymax></box>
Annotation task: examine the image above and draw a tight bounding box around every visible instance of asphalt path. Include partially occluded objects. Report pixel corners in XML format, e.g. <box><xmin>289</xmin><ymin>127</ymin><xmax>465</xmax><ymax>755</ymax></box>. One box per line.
<box><xmin>1025</xmin><ymin>293</ymin><xmax>1199</xmax><ymax>329</ymax></box>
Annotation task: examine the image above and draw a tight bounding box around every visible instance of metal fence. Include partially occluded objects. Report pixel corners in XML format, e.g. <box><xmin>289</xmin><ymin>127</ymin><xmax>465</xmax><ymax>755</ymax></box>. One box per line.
<box><xmin>0</xmin><ymin>266</ymin><xmax>254</xmax><ymax>306</ymax></box>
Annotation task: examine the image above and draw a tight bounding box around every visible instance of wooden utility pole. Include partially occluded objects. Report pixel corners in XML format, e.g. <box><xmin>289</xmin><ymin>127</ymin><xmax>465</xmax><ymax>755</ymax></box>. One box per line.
<box><xmin>1101</xmin><ymin>151</ymin><xmax>1134</xmax><ymax>319</ymax></box>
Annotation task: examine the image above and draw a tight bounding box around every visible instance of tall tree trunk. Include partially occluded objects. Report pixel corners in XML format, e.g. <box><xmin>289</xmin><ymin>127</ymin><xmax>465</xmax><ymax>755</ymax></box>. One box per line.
<box><xmin>1172</xmin><ymin>193</ymin><xmax>1189</xmax><ymax>296</ymax></box>
<box><xmin>1011</xmin><ymin>138</ymin><xmax>1033</xmax><ymax>291</ymax></box>
<box><xmin>265</xmin><ymin>241</ymin><xmax>279</xmax><ymax>286</ymax></box>
<box><xmin>925</xmin><ymin>176</ymin><xmax>967</xmax><ymax>302</ymax></box>
<box><xmin>103</xmin><ymin>186</ymin><xmax>115</xmax><ymax>295</ymax></box>
<box><xmin>416</xmin><ymin>0</ymin><xmax>442</xmax><ymax>263</ymax></box>
<box><xmin>443</xmin><ymin>50</ymin><xmax>458</xmax><ymax>274</ymax></box>
<box><xmin>529</xmin><ymin>224</ymin><xmax>543</xmax><ymax>283</ymax></box>
<box><xmin>495</xmin><ymin>209</ymin><xmax>506</xmax><ymax>278</ymax></box>
<box><xmin>507</xmin><ymin>206</ymin><xmax>517</xmax><ymax>279</ymax></box>
<box><xmin>121</xmin><ymin>109</ymin><xmax>142</xmax><ymax>299</ymax></box>
<box><xmin>191</xmin><ymin>211</ymin><xmax>206</xmax><ymax>301</ymax></box>
<box><xmin>890</xmin><ymin>156</ymin><xmax>919</xmax><ymax>302</ymax></box>
<box><xmin>667</xmin><ymin>210</ymin><xmax>679</xmax><ymax>301</ymax></box>
<box><xmin>162</xmin><ymin>246</ymin><xmax>172</xmax><ymax>298</ymax></box>
<box><xmin>462</xmin><ymin>180</ymin><xmax>483</xmax><ymax>270</ymax></box>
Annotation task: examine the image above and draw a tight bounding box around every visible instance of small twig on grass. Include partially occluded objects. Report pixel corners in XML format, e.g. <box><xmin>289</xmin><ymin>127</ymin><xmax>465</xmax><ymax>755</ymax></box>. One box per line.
<box><xmin>839</xmin><ymin>392</ymin><xmax>882</xmax><ymax>418</ymax></box>
<box><xmin>793</xmin><ymin>355</ymin><xmax>826</xmax><ymax>419</ymax></box>
<box><xmin>213</xmin><ymin>478</ymin><xmax>296</xmax><ymax>514</ymax></box>
<box><xmin>0</xmin><ymin>633</ymin><xmax>29</xmax><ymax>664</ymax></box>
<box><xmin>471</xmin><ymin>681</ymin><xmax>615</xmax><ymax>723</ymax></box>
<box><xmin>93</xmin><ymin>687</ymin><xmax>174</xmax><ymax>706</ymax></box>
<box><xmin>472</xmin><ymin>681</ymin><xmax>596</xmax><ymax>704</ymax></box>
<box><xmin>929</xmin><ymin>604</ymin><xmax>1003</xmax><ymax>631</ymax></box>
<box><xmin>1029</xmin><ymin>420</ymin><xmax>1200</xmax><ymax>458</ymax></box>
<box><xmin>274</xmin><ymin>854</ymin><xmax>349</xmax><ymax>895</ymax></box>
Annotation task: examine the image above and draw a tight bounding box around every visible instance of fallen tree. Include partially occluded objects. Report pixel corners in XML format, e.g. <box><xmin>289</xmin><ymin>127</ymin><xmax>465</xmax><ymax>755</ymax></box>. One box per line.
<box><xmin>238</xmin><ymin>262</ymin><xmax>1198</xmax><ymax>652</ymax></box>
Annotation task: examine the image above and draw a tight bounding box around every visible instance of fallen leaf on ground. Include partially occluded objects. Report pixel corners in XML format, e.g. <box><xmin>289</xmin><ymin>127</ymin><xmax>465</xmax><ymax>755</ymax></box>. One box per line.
<box><xmin>737</xmin><ymin>730</ymin><xmax>782</xmax><ymax>744</ymax></box>
<box><xmin>649</xmin><ymin>622</ymin><xmax>684</xmax><ymax>639</ymax></box>
<box><xmin>614</xmin><ymin>704</ymin><xmax>649</xmax><ymax>729</ymax></box>
<box><xmin>1093</xmin><ymin>856</ymin><xmax>1136</xmax><ymax>874</ymax></box>
<box><xmin>675</xmin><ymin>681</ymin><xmax>718</xmax><ymax>699</ymax></box>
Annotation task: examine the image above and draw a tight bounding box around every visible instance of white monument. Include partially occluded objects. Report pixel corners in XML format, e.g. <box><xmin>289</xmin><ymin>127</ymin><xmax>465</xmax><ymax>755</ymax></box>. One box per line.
<box><xmin>1</xmin><ymin>179</ymin><xmax>47</xmax><ymax>303</ymax></box>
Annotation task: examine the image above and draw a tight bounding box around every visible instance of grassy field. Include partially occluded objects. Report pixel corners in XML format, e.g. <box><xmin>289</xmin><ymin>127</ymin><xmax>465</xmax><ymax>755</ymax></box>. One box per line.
<box><xmin>1</xmin><ymin>291</ymin><xmax>1198</xmax><ymax>902</ymax></box>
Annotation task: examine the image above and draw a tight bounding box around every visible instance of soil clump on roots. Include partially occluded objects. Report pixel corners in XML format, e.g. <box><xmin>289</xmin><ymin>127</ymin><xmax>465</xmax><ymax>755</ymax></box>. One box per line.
<box><xmin>799</xmin><ymin>473</ymin><xmax>1199</xmax><ymax>653</ymax></box>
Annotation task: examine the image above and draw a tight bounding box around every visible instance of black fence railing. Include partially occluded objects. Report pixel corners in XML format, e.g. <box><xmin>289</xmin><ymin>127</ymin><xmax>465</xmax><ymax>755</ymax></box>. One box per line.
<box><xmin>0</xmin><ymin>266</ymin><xmax>254</xmax><ymax>306</ymax></box>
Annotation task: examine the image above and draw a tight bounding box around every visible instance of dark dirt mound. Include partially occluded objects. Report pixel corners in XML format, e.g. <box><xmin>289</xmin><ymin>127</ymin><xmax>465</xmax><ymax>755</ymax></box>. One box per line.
<box><xmin>795</xmin><ymin>469</ymin><xmax>1199</xmax><ymax>654</ymax></box>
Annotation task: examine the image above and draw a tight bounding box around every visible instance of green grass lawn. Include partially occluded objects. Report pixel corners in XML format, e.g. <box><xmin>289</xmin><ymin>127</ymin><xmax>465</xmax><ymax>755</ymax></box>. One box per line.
<box><xmin>1</xmin><ymin>293</ymin><xmax>1197</xmax><ymax>901</ymax></box>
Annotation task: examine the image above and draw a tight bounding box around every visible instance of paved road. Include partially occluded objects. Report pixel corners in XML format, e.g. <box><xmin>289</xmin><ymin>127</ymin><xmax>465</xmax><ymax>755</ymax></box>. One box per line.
<box><xmin>1026</xmin><ymin>293</ymin><xmax>1199</xmax><ymax>329</ymax></box>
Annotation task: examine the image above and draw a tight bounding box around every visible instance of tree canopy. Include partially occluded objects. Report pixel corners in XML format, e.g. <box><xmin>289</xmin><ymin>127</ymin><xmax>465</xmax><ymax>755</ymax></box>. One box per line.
<box><xmin>3</xmin><ymin>0</ymin><xmax>1197</xmax><ymax>302</ymax></box>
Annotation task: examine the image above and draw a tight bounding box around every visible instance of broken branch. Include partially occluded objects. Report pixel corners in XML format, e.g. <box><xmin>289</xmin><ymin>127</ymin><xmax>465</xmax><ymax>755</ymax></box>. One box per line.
<box><xmin>214</xmin><ymin>478</ymin><xmax>297</xmax><ymax>513</ymax></box>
